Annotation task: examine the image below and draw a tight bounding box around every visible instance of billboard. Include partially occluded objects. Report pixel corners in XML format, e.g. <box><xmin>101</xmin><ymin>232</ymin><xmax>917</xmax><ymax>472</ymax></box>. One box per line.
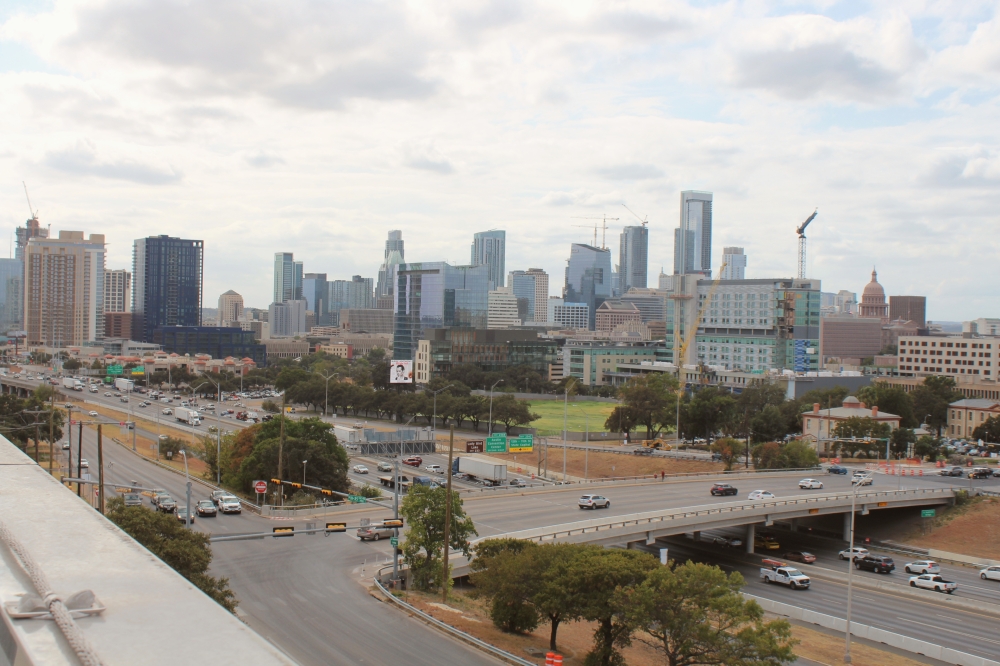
<box><xmin>389</xmin><ymin>360</ymin><xmax>413</xmax><ymax>384</ymax></box>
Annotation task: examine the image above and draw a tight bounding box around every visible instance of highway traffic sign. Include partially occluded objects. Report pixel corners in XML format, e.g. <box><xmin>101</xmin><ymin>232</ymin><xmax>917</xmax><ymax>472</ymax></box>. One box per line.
<box><xmin>465</xmin><ymin>440</ymin><xmax>484</xmax><ymax>453</ymax></box>
<box><xmin>107</xmin><ymin>364</ymin><xmax>123</xmax><ymax>375</ymax></box>
<box><xmin>348</xmin><ymin>495</ymin><xmax>367</xmax><ymax>503</ymax></box>
<box><xmin>390</xmin><ymin>537</ymin><xmax>398</xmax><ymax>547</ymax></box>
<box><xmin>131</xmin><ymin>366</ymin><xmax>145</xmax><ymax>375</ymax></box>
<box><xmin>486</xmin><ymin>434</ymin><xmax>507</xmax><ymax>453</ymax></box>
<box><xmin>509</xmin><ymin>434</ymin><xmax>533</xmax><ymax>452</ymax></box>
<box><xmin>253</xmin><ymin>480</ymin><xmax>267</xmax><ymax>494</ymax></box>
<box><xmin>921</xmin><ymin>509</ymin><xmax>936</xmax><ymax>518</ymax></box>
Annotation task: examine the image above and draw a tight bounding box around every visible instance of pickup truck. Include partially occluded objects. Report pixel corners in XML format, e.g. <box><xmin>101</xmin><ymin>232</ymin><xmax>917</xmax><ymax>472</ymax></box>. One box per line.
<box><xmin>908</xmin><ymin>574</ymin><xmax>957</xmax><ymax>593</ymax></box>
<box><xmin>760</xmin><ymin>560</ymin><xmax>811</xmax><ymax>589</ymax></box>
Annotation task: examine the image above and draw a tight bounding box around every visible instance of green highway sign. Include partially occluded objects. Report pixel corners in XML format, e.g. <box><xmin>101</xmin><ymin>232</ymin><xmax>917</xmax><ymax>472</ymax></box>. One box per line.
<box><xmin>485</xmin><ymin>434</ymin><xmax>507</xmax><ymax>453</ymax></box>
<box><xmin>348</xmin><ymin>495</ymin><xmax>367</xmax><ymax>504</ymax></box>
<box><xmin>509</xmin><ymin>434</ymin><xmax>533</xmax><ymax>453</ymax></box>
<box><xmin>131</xmin><ymin>366</ymin><xmax>145</xmax><ymax>375</ymax></box>
<box><xmin>921</xmin><ymin>509</ymin><xmax>936</xmax><ymax>518</ymax></box>
<box><xmin>107</xmin><ymin>364</ymin><xmax>123</xmax><ymax>375</ymax></box>
<box><xmin>389</xmin><ymin>536</ymin><xmax>398</xmax><ymax>547</ymax></box>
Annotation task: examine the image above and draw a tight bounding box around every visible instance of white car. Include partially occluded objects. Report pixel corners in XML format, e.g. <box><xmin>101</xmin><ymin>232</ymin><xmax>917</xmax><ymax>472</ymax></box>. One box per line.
<box><xmin>218</xmin><ymin>497</ymin><xmax>242</xmax><ymax>514</ymax></box>
<box><xmin>104</xmin><ymin>392</ymin><xmax>112</xmax><ymax>397</ymax></box>
<box><xmin>904</xmin><ymin>560</ymin><xmax>940</xmax><ymax>574</ymax></box>
<box><xmin>839</xmin><ymin>547</ymin><xmax>869</xmax><ymax>561</ymax></box>
<box><xmin>852</xmin><ymin>473</ymin><xmax>873</xmax><ymax>486</ymax></box>
<box><xmin>798</xmin><ymin>479</ymin><xmax>823</xmax><ymax>489</ymax></box>
<box><xmin>579</xmin><ymin>494</ymin><xmax>611</xmax><ymax>509</ymax></box>
<box><xmin>748</xmin><ymin>490</ymin><xmax>775</xmax><ymax>500</ymax></box>
<box><xmin>88</xmin><ymin>410</ymin><xmax>98</xmax><ymax>417</ymax></box>
<box><xmin>979</xmin><ymin>565</ymin><xmax>1000</xmax><ymax>581</ymax></box>
<box><xmin>162</xmin><ymin>408</ymin><xmax>173</xmax><ymax>415</ymax></box>
<box><xmin>425</xmin><ymin>464</ymin><xmax>443</xmax><ymax>473</ymax></box>
<box><xmin>80</xmin><ymin>459</ymin><xmax>89</xmax><ymax>468</ymax></box>
<box><xmin>352</xmin><ymin>464</ymin><xmax>369</xmax><ymax>474</ymax></box>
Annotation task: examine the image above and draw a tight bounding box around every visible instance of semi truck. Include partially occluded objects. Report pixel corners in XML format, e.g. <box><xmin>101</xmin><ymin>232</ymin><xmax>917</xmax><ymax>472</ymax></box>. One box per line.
<box><xmin>760</xmin><ymin>559</ymin><xmax>811</xmax><ymax>589</ymax></box>
<box><xmin>114</xmin><ymin>378</ymin><xmax>134</xmax><ymax>393</ymax></box>
<box><xmin>174</xmin><ymin>407</ymin><xmax>202</xmax><ymax>426</ymax></box>
<box><xmin>378</xmin><ymin>474</ymin><xmax>411</xmax><ymax>491</ymax></box>
<box><xmin>452</xmin><ymin>456</ymin><xmax>508</xmax><ymax>486</ymax></box>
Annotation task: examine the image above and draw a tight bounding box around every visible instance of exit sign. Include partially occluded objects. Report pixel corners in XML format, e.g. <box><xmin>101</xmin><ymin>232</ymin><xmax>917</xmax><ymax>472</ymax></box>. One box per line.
<box><xmin>921</xmin><ymin>509</ymin><xmax>936</xmax><ymax>518</ymax></box>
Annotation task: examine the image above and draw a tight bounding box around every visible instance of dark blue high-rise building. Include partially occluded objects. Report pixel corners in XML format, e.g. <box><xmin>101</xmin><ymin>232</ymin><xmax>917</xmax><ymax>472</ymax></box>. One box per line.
<box><xmin>133</xmin><ymin>236</ymin><xmax>204</xmax><ymax>343</ymax></box>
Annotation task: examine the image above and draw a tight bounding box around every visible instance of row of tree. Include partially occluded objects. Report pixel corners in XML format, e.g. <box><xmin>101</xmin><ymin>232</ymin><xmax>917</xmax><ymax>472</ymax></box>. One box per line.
<box><xmin>471</xmin><ymin>539</ymin><xmax>796</xmax><ymax>666</ymax></box>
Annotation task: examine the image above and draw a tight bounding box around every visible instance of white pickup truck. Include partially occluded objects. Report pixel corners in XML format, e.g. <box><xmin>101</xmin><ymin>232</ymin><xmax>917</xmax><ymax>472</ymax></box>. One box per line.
<box><xmin>760</xmin><ymin>559</ymin><xmax>811</xmax><ymax>590</ymax></box>
<box><xmin>908</xmin><ymin>574</ymin><xmax>957</xmax><ymax>594</ymax></box>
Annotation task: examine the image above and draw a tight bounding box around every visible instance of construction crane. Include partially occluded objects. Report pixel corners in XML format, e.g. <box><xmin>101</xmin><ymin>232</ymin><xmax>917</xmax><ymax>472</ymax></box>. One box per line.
<box><xmin>23</xmin><ymin>182</ymin><xmax>39</xmax><ymax>222</ymax></box>
<box><xmin>622</xmin><ymin>204</ymin><xmax>648</xmax><ymax>227</ymax></box>
<box><xmin>795</xmin><ymin>209</ymin><xmax>818</xmax><ymax>279</ymax></box>
<box><xmin>670</xmin><ymin>263</ymin><xmax>727</xmax><ymax>441</ymax></box>
<box><xmin>570</xmin><ymin>215</ymin><xmax>619</xmax><ymax>249</ymax></box>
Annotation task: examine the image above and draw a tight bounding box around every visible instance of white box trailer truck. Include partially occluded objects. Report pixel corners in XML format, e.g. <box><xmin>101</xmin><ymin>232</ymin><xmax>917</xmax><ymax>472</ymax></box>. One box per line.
<box><xmin>452</xmin><ymin>456</ymin><xmax>508</xmax><ymax>486</ymax></box>
<box><xmin>114</xmin><ymin>378</ymin><xmax>134</xmax><ymax>393</ymax></box>
<box><xmin>334</xmin><ymin>425</ymin><xmax>363</xmax><ymax>443</ymax></box>
<box><xmin>175</xmin><ymin>407</ymin><xmax>202</xmax><ymax>426</ymax></box>
<box><xmin>61</xmin><ymin>378</ymin><xmax>77</xmax><ymax>390</ymax></box>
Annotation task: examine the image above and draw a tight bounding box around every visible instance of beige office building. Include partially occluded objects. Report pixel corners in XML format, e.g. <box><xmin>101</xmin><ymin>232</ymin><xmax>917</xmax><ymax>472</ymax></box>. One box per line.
<box><xmin>819</xmin><ymin>315</ymin><xmax>882</xmax><ymax>362</ymax></box>
<box><xmin>897</xmin><ymin>334</ymin><xmax>996</xmax><ymax>379</ymax></box>
<box><xmin>25</xmin><ymin>231</ymin><xmax>106</xmax><ymax>346</ymax></box>
<box><xmin>103</xmin><ymin>269</ymin><xmax>131</xmax><ymax>313</ymax></box>
<box><xmin>218</xmin><ymin>290</ymin><xmax>244</xmax><ymax>326</ymax></box>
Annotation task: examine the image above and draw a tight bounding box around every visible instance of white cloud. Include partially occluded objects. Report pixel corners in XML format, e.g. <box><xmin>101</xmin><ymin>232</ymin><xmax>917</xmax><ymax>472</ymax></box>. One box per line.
<box><xmin>42</xmin><ymin>140</ymin><xmax>182</xmax><ymax>185</ymax></box>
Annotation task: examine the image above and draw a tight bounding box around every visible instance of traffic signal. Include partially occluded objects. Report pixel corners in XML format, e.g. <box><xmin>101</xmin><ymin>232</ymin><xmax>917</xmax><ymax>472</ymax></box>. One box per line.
<box><xmin>291</xmin><ymin>482</ymin><xmax>302</xmax><ymax>489</ymax></box>
<box><xmin>273</xmin><ymin>527</ymin><xmax>294</xmax><ymax>537</ymax></box>
<box><xmin>325</xmin><ymin>523</ymin><xmax>346</xmax><ymax>533</ymax></box>
<box><xmin>320</xmin><ymin>489</ymin><xmax>333</xmax><ymax>496</ymax></box>
<box><xmin>382</xmin><ymin>519</ymin><xmax>403</xmax><ymax>528</ymax></box>
<box><xmin>270</xmin><ymin>478</ymin><xmax>281</xmax><ymax>484</ymax></box>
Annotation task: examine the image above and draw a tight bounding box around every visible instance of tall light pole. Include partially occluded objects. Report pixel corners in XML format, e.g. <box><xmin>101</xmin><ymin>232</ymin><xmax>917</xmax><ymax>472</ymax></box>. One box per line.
<box><xmin>313</xmin><ymin>370</ymin><xmax>338</xmax><ymax>417</ymax></box>
<box><xmin>844</xmin><ymin>468</ymin><xmax>874</xmax><ymax>664</ymax></box>
<box><xmin>429</xmin><ymin>384</ymin><xmax>454</xmax><ymax>445</ymax></box>
<box><xmin>487</xmin><ymin>379</ymin><xmax>503</xmax><ymax>436</ymax></box>
<box><xmin>302</xmin><ymin>459</ymin><xmax>308</xmax><ymax>485</ymax></box>
<box><xmin>196</xmin><ymin>375</ymin><xmax>223</xmax><ymax>484</ymax></box>
<box><xmin>179</xmin><ymin>450</ymin><xmax>192</xmax><ymax>529</ymax></box>
<box><xmin>570</xmin><ymin>402</ymin><xmax>589</xmax><ymax>479</ymax></box>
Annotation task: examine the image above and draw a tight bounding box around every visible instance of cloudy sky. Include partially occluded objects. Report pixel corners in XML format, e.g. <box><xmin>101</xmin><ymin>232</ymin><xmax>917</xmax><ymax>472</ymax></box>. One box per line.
<box><xmin>1</xmin><ymin>0</ymin><xmax>998</xmax><ymax>320</ymax></box>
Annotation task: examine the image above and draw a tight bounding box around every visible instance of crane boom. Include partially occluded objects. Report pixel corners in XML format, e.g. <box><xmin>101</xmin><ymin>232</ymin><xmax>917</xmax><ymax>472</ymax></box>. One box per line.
<box><xmin>22</xmin><ymin>181</ymin><xmax>38</xmax><ymax>220</ymax></box>
<box><xmin>796</xmin><ymin>208</ymin><xmax>818</xmax><ymax>237</ymax></box>
<box><xmin>796</xmin><ymin>209</ymin><xmax>817</xmax><ymax>279</ymax></box>
<box><xmin>622</xmin><ymin>204</ymin><xmax>648</xmax><ymax>227</ymax></box>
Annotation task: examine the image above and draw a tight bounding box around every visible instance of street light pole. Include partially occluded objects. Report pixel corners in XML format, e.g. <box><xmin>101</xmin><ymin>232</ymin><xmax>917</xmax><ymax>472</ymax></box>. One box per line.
<box><xmin>429</xmin><ymin>384</ymin><xmax>454</xmax><ymax>447</ymax></box>
<box><xmin>570</xmin><ymin>403</ymin><xmax>589</xmax><ymax>479</ymax></box>
<box><xmin>313</xmin><ymin>370</ymin><xmax>338</xmax><ymax>417</ymax></box>
<box><xmin>180</xmin><ymin>450</ymin><xmax>192</xmax><ymax>529</ymax></box>
<box><xmin>844</xmin><ymin>469</ymin><xmax>874</xmax><ymax>664</ymax></box>
<box><xmin>487</xmin><ymin>379</ymin><xmax>503</xmax><ymax>436</ymax></box>
<box><xmin>302</xmin><ymin>459</ymin><xmax>308</xmax><ymax>485</ymax></box>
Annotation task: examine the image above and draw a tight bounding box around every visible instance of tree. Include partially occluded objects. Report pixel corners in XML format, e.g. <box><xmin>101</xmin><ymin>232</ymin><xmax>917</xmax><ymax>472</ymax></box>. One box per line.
<box><xmin>734</xmin><ymin>382</ymin><xmax>786</xmax><ymax>439</ymax></box>
<box><xmin>604</xmin><ymin>405</ymin><xmax>639</xmax><ymax>441</ymax></box>
<box><xmin>711</xmin><ymin>437</ymin><xmax>742</xmax><ymax>471</ymax></box>
<box><xmin>832</xmin><ymin>416</ymin><xmax>891</xmax><ymax>440</ymax></box>
<box><xmin>235</xmin><ymin>418</ymin><xmax>349</xmax><ymax>494</ymax></box>
<box><xmin>618</xmin><ymin>374</ymin><xmax>678</xmax><ymax>439</ymax></box>
<box><xmin>619</xmin><ymin>561</ymin><xmax>796</xmax><ymax>666</ymax></box>
<box><xmin>972</xmin><ymin>416</ymin><xmax>1000</xmax><ymax>444</ymax></box>
<box><xmin>890</xmin><ymin>428</ymin><xmax>916</xmax><ymax>459</ymax></box>
<box><xmin>749</xmin><ymin>405</ymin><xmax>787</xmax><ymax>444</ymax></box>
<box><xmin>105</xmin><ymin>497</ymin><xmax>237</xmax><ymax>612</ymax></box>
<box><xmin>914</xmin><ymin>435</ymin><xmax>941</xmax><ymax>462</ymax></box>
<box><xmin>470</xmin><ymin>539</ymin><xmax>541</xmax><ymax>634</ymax></box>
<box><xmin>911</xmin><ymin>376</ymin><xmax>962</xmax><ymax>435</ymax></box>
<box><xmin>856</xmin><ymin>382</ymin><xmax>916</xmax><ymax>428</ymax></box>
<box><xmin>158</xmin><ymin>436</ymin><xmax>186</xmax><ymax>459</ymax></box>
<box><xmin>564</xmin><ymin>546</ymin><xmax>658</xmax><ymax>666</ymax></box>
<box><xmin>682</xmin><ymin>387</ymin><xmax>736</xmax><ymax>441</ymax></box>
<box><xmin>399</xmin><ymin>485</ymin><xmax>477</xmax><ymax>591</ymax></box>
<box><xmin>751</xmin><ymin>440</ymin><xmax>819</xmax><ymax>470</ymax></box>
<box><xmin>491</xmin><ymin>395</ymin><xmax>539</xmax><ymax>434</ymax></box>
<box><xmin>528</xmin><ymin>543</ymin><xmax>586</xmax><ymax>650</ymax></box>
<box><xmin>62</xmin><ymin>357</ymin><xmax>82</xmax><ymax>370</ymax></box>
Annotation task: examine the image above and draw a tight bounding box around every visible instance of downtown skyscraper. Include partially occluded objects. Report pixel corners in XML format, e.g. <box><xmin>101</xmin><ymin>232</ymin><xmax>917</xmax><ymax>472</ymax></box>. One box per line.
<box><xmin>674</xmin><ymin>190</ymin><xmax>713</xmax><ymax>276</ymax></box>
<box><xmin>618</xmin><ymin>225</ymin><xmax>648</xmax><ymax>293</ymax></box>
<box><xmin>274</xmin><ymin>252</ymin><xmax>303</xmax><ymax>303</ymax></box>
<box><xmin>133</xmin><ymin>236</ymin><xmax>203</xmax><ymax>343</ymax></box>
<box><xmin>471</xmin><ymin>229</ymin><xmax>506</xmax><ymax>291</ymax></box>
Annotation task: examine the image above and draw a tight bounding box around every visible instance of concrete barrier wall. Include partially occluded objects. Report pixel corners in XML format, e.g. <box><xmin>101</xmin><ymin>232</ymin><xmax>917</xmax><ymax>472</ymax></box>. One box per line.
<box><xmin>746</xmin><ymin>594</ymin><xmax>1000</xmax><ymax>666</ymax></box>
<box><xmin>928</xmin><ymin>548</ymin><xmax>1000</xmax><ymax>567</ymax></box>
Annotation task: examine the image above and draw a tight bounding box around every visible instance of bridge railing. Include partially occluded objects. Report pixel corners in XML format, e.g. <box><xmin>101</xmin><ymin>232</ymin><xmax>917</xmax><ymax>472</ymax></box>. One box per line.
<box><xmin>487</xmin><ymin>486</ymin><xmax>956</xmax><ymax>545</ymax></box>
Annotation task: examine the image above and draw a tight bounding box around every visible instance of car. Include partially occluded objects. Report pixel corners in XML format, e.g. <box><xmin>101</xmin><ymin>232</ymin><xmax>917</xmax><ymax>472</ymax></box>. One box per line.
<box><xmin>851</xmin><ymin>473</ymin><xmax>873</xmax><ymax>486</ymax></box>
<box><xmin>509</xmin><ymin>478</ymin><xmax>527</xmax><ymax>487</ymax></box>
<box><xmin>357</xmin><ymin>524</ymin><xmax>395</xmax><ymax>541</ymax></box>
<box><xmin>79</xmin><ymin>458</ymin><xmax>89</xmax><ymax>468</ymax></box>
<box><xmin>158</xmin><ymin>434</ymin><xmax>169</xmax><ymax>440</ymax></box>
<box><xmin>175</xmin><ymin>506</ymin><xmax>195</xmax><ymax>522</ymax></box>
<box><xmin>61</xmin><ymin>441</ymin><xmax>70</xmax><ymax>450</ymax></box>
<box><xmin>714</xmin><ymin>536</ymin><xmax>743</xmax><ymax>548</ymax></box>
<box><xmin>855</xmin><ymin>555</ymin><xmax>895</xmax><ymax>574</ymax></box>
<box><xmin>784</xmin><ymin>551</ymin><xmax>817</xmax><ymax>564</ymax></box>
<box><xmin>352</xmin><ymin>464</ymin><xmax>369</xmax><ymax>474</ymax></box>
<box><xmin>122</xmin><ymin>493</ymin><xmax>142</xmax><ymax>507</ymax></box>
<box><xmin>838</xmin><ymin>547</ymin><xmax>869</xmax><ymax>561</ymax></box>
<box><xmin>754</xmin><ymin>535</ymin><xmax>781</xmax><ymax>550</ymax></box>
<box><xmin>402</xmin><ymin>456</ymin><xmax>422</xmax><ymax>467</ymax></box>
<box><xmin>377</xmin><ymin>462</ymin><xmax>393</xmax><ymax>473</ymax></box>
<box><xmin>904</xmin><ymin>560</ymin><xmax>940</xmax><ymax>574</ymax></box>
<box><xmin>939</xmin><ymin>466</ymin><xmax>964</xmax><ymax>477</ymax></box>
<box><xmin>994</xmin><ymin>468</ymin><xmax>1000</xmax><ymax>477</ymax></box>
<box><xmin>798</xmin><ymin>478</ymin><xmax>823</xmax><ymax>489</ymax></box>
<box><xmin>158</xmin><ymin>496</ymin><xmax>177</xmax><ymax>513</ymax></box>
<box><xmin>104</xmin><ymin>392</ymin><xmax>112</xmax><ymax>397</ymax></box>
<box><xmin>710</xmin><ymin>483</ymin><xmax>738</xmax><ymax>496</ymax></box>
<box><xmin>748</xmin><ymin>490</ymin><xmax>775</xmax><ymax>500</ymax></box>
<box><xmin>979</xmin><ymin>565</ymin><xmax>1000</xmax><ymax>581</ymax></box>
<box><xmin>196</xmin><ymin>500</ymin><xmax>217</xmax><ymax>517</ymax></box>
<box><xmin>968</xmin><ymin>467</ymin><xmax>992</xmax><ymax>479</ymax></box>
<box><xmin>137</xmin><ymin>402</ymin><xmax>146</xmax><ymax>408</ymax></box>
<box><xmin>210</xmin><ymin>490</ymin><xmax>231</xmax><ymax>504</ymax></box>
<box><xmin>162</xmin><ymin>408</ymin><xmax>173</xmax><ymax>415</ymax></box>
<box><xmin>827</xmin><ymin>465</ymin><xmax>849</xmax><ymax>474</ymax></box>
<box><xmin>218</xmin><ymin>496</ymin><xmax>242</xmax><ymax>514</ymax></box>
<box><xmin>425</xmin><ymin>464</ymin><xmax>443</xmax><ymax>473</ymax></box>
<box><xmin>579</xmin><ymin>494</ymin><xmax>611</xmax><ymax>509</ymax></box>
<box><xmin>88</xmin><ymin>411</ymin><xmax>98</xmax><ymax>417</ymax></box>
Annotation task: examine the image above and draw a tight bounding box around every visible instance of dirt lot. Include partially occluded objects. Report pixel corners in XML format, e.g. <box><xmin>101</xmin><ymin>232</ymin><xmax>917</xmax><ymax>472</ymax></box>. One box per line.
<box><xmin>905</xmin><ymin>496</ymin><xmax>1000</xmax><ymax>559</ymax></box>
<box><xmin>489</xmin><ymin>448</ymin><xmax>723</xmax><ymax>479</ymax></box>
<box><xmin>394</xmin><ymin>587</ymin><xmax>927</xmax><ymax>666</ymax></box>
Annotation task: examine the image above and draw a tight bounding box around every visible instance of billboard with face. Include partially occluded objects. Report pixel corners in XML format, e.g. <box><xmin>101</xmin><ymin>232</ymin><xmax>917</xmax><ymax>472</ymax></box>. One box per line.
<box><xmin>389</xmin><ymin>360</ymin><xmax>413</xmax><ymax>384</ymax></box>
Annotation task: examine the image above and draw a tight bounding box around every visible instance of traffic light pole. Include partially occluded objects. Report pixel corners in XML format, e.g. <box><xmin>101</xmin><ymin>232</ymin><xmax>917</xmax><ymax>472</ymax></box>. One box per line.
<box><xmin>392</xmin><ymin>459</ymin><xmax>399</xmax><ymax>583</ymax></box>
<box><xmin>76</xmin><ymin>422</ymin><xmax>83</xmax><ymax>497</ymax></box>
<box><xmin>97</xmin><ymin>424</ymin><xmax>105</xmax><ymax>514</ymax></box>
<box><xmin>442</xmin><ymin>425</ymin><xmax>454</xmax><ymax>602</ymax></box>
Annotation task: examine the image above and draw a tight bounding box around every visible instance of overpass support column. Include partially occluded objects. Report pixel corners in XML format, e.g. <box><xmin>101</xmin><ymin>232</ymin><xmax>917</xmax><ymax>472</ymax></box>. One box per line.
<box><xmin>745</xmin><ymin>524</ymin><xmax>755</xmax><ymax>554</ymax></box>
<box><xmin>843</xmin><ymin>512</ymin><xmax>852</xmax><ymax>542</ymax></box>
<box><xmin>693</xmin><ymin>531</ymin><xmax>700</xmax><ymax>542</ymax></box>
<box><xmin>790</xmin><ymin>519</ymin><xmax>798</xmax><ymax>532</ymax></box>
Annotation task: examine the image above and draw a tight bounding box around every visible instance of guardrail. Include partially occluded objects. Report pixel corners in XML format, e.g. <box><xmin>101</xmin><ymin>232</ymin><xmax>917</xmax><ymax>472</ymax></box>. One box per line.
<box><xmin>373</xmin><ymin>568</ymin><xmax>536</xmax><ymax>666</ymax></box>
<box><xmin>488</xmin><ymin>487</ymin><xmax>956</xmax><ymax>545</ymax></box>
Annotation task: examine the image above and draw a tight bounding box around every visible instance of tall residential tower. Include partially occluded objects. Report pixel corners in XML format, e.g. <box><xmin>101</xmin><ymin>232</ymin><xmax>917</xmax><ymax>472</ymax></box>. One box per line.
<box><xmin>133</xmin><ymin>236</ymin><xmax>203</xmax><ymax>343</ymax></box>
<box><xmin>618</xmin><ymin>225</ymin><xmax>648</xmax><ymax>293</ymax></box>
<box><xmin>471</xmin><ymin>230</ymin><xmax>506</xmax><ymax>291</ymax></box>
<box><xmin>674</xmin><ymin>190</ymin><xmax>713</xmax><ymax>276</ymax></box>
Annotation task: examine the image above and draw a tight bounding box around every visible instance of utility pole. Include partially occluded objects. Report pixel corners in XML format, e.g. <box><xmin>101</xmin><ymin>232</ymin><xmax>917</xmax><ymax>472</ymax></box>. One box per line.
<box><xmin>76</xmin><ymin>421</ymin><xmax>83</xmax><ymax>497</ymax></box>
<box><xmin>392</xmin><ymin>458</ymin><xmax>400</xmax><ymax>583</ymax></box>
<box><xmin>97</xmin><ymin>424</ymin><xmax>105</xmax><ymax>514</ymax></box>
<box><xmin>65</xmin><ymin>404</ymin><xmax>73</xmax><ymax>479</ymax></box>
<box><xmin>24</xmin><ymin>409</ymin><xmax>44</xmax><ymax>464</ymax></box>
<box><xmin>48</xmin><ymin>393</ymin><xmax>55</xmax><ymax>473</ymax></box>
<box><xmin>277</xmin><ymin>392</ymin><xmax>286</xmax><ymax>506</ymax></box>
<box><xmin>442</xmin><ymin>425</ymin><xmax>455</xmax><ymax>602</ymax></box>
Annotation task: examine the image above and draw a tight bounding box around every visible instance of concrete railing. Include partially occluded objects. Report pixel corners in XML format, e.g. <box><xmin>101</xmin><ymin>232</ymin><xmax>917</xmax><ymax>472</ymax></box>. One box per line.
<box><xmin>746</xmin><ymin>594</ymin><xmax>1000</xmax><ymax>666</ymax></box>
<box><xmin>487</xmin><ymin>487</ymin><xmax>956</xmax><ymax>546</ymax></box>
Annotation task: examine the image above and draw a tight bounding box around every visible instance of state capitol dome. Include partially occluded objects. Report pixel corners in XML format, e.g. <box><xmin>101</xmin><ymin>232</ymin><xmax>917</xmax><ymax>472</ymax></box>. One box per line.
<box><xmin>859</xmin><ymin>269</ymin><xmax>888</xmax><ymax>320</ymax></box>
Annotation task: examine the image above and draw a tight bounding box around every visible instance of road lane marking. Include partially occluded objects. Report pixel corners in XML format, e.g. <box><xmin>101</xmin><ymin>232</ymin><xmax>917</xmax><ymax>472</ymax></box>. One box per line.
<box><xmin>898</xmin><ymin>619</ymin><xmax>1000</xmax><ymax>646</ymax></box>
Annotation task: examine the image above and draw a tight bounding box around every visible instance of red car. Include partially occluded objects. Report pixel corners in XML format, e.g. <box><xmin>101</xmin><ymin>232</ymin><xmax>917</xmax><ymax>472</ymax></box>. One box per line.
<box><xmin>402</xmin><ymin>456</ymin><xmax>423</xmax><ymax>467</ymax></box>
<box><xmin>784</xmin><ymin>551</ymin><xmax>817</xmax><ymax>564</ymax></box>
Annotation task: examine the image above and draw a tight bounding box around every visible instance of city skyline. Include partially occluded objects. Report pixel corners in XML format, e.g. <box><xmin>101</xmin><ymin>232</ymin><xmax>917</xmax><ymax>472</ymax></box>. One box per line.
<box><xmin>1</xmin><ymin>2</ymin><xmax>998</xmax><ymax>320</ymax></box>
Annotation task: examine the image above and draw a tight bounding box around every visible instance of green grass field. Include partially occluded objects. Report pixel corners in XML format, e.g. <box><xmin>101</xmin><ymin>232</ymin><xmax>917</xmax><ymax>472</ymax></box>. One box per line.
<box><xmin>526</xmin><ymin>400</ymin><xmax>617</xmax><ymax>435</ymax></box>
